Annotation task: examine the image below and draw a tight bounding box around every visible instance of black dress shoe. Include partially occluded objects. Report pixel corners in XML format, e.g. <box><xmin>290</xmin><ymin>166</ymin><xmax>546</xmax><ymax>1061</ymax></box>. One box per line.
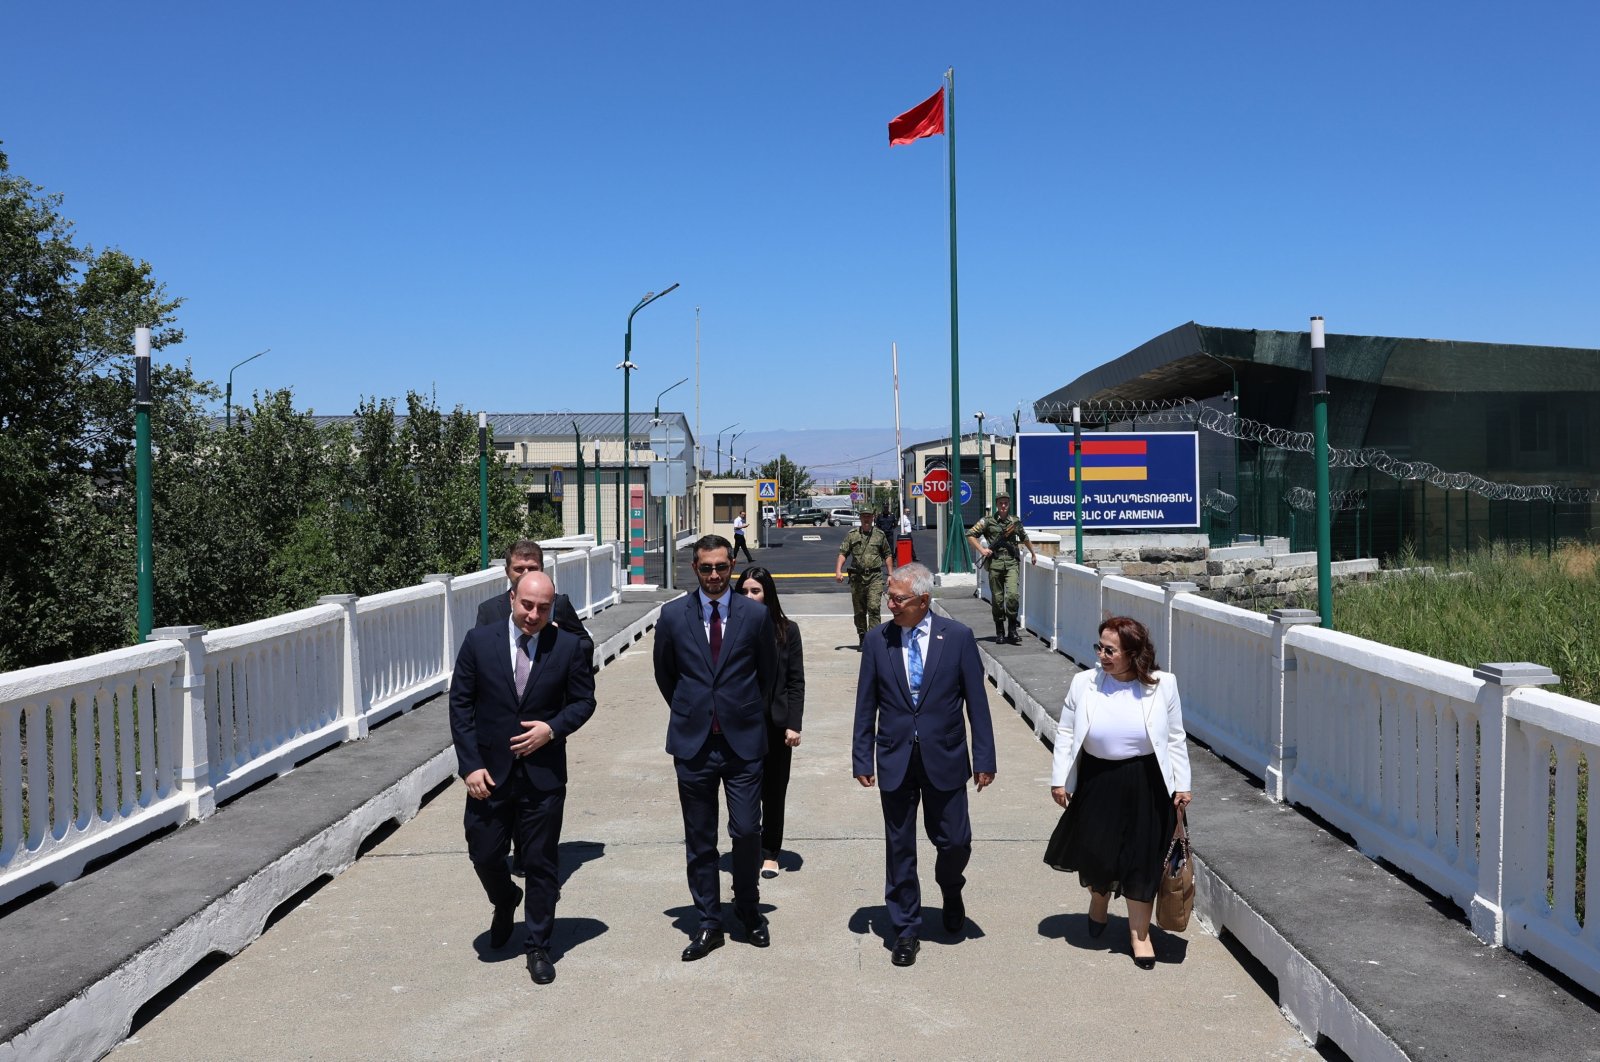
<box><xmin>942</xmin><ymin>894</ymin><xmax>966</xmax><ymax>934</ymax></box>
<box><xmin>527</xmin><ymin>948</ymin><xmax>555</xmax><ymax>984</ymax></box>
<box><xmin>1086</xmin><ymin>916</ymin><xmax>1108</xmax><ymax>939</ymax></box>
<box><xmin>736</xmin><ymin>909</ymin><xmax>770</xmax><ymax>948</ymax></box>
<box><xmin>681</xmin><ymin>927</ymin><xmax>726</xmax><ymax>962</ymax></box>
<box><xmin>489</xmin><ymin>886</ymin><xmax>523</xmax><ymax>949</ymax></box>
<box><xmin>1133</xmin><ymin>954</ymin><xmax>1157</xmax><ymax>970</ymax></box>
<box><xmin>891</xmin><ymin>936</ymin><xmax>920</xmax><ymax>967</ymax></box>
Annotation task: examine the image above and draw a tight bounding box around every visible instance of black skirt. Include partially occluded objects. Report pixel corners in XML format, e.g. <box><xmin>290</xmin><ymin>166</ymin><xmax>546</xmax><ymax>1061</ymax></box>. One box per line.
<box><xmin>1043</xmin><ymin>751</ymin><xmax>1176</xmax><ymax>903</ymax></box>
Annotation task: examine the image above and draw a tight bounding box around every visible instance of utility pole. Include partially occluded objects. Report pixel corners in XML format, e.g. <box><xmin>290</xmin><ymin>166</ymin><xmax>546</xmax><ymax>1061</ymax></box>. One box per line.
<box><xmin>478</xmin><ymin>412</ymin><xmax>490</xmax><ymax>568</ymax></box>
<box><xmin>1311</xmin><ymin>316</ymin><xmax>1333</xmax><ymax>628</ymax></box>
<box><xmin>134</xmin><ymin>327</ymin><xmax>154</xmax><ymax>640</ymax></box>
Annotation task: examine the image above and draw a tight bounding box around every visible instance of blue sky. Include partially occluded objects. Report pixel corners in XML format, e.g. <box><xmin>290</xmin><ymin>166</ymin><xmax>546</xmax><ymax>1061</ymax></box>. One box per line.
<box><xmin>5</xmin><ymin>1</ymin><xmax>1596</xmax><ymax>456</ymax></box>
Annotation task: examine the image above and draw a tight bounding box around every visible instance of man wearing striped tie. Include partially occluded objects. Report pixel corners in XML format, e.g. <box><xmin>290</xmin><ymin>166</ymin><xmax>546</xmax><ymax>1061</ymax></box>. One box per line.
<box><xmin>852</xmin><ymin>562</ymin><xmax>997</xmax><ymax>967</ymax></box>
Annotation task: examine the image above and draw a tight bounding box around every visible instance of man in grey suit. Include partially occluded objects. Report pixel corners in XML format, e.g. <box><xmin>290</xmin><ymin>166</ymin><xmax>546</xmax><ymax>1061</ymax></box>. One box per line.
<box><xmin>475</xmin><ymin>539</ymin><xmax>589</xmax><ymax>644</ymax></box>
<box><xmin>653</xmin><ymin>534</ymin><xmax>779</xmax><ymax>960</ymax></box>
<box><xmin>450</xmin><ymin>571</ymin><xmax>596</xmax><ymax>984</ymax></box>
<box><xmin>853</xmin><ymin>561</ymin><xmax>996</xmax><ymax>967</ymax></box>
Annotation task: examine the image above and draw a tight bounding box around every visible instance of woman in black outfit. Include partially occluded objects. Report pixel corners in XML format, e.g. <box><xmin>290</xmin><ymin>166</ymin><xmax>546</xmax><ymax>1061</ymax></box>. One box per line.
<box><xmin>736</xmin><ymin>566</ymin><xmax>805</xmax><ymax>879</ymax></box>
<box><xmin>1044</xmin><ymin>616</ymin><xmax>1191</xmax><ymax>968</ymax></box>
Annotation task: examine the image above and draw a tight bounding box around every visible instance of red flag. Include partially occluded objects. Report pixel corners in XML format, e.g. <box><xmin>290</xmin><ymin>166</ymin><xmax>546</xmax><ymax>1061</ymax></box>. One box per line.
<box><xmin>888</xmin><ymin>87</ymin><xmax>945</xmax><ymax>146</ymax></box>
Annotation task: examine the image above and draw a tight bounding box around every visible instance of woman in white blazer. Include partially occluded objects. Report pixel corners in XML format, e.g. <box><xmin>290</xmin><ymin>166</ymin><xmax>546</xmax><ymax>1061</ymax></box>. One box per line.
<box><xmin>1044</xmin><ymin>616</ymin><xmax>1192</xmax><ymax>969</ymax></box>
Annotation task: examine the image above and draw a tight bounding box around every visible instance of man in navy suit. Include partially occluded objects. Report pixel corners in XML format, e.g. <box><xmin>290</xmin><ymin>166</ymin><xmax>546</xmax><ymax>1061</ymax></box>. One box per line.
<box><xmin>653</xmin><ymin>534</ymin><xmax>779</xmax><ymax>960</ymax></box>
<box><xmin>853</xmin><ymin>561</ymin><xmax>996</xmax><ymax>967</ymax></box>
<box><xmin>475</xmin><ymin>539</ymin><xmax>589</xmax><ymax>645</ymax></box>
<box><xmin>450</xmin><ymin>570</ymin><xmax>596</xmax><ymax>985</ymax></box>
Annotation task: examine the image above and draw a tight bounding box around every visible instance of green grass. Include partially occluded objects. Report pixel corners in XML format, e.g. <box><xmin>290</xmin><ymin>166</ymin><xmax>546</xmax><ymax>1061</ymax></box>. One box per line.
<box><xmin>1334</xmin><ymin>544</ymin><xmax>1600</xmax><ymax>703</ymax></box>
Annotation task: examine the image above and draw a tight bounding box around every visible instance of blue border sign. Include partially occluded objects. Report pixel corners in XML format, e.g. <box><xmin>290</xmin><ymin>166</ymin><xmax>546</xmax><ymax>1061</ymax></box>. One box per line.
<box><xmin>1016</xmin><ymin>432</ymin><xmax>1200</xmax><ymax>530</ymax></box>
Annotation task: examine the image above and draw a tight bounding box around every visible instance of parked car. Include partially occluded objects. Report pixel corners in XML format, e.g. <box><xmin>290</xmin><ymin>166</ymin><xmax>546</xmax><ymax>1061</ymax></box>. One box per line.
<box><xmin>790</xmin><ymin>507</ymin><xmax>830</xmax><ymax>526</ymax></box>
<box><xmin>826</xmin><ymin>509</ymin><xmax>855</xmax><ymax>526</ymax></box>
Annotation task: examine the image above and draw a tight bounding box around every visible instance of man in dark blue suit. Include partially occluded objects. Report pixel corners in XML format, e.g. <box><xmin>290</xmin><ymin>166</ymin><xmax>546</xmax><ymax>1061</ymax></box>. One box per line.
<box><xmin>853</xmin><ymin>561</ymin><xmax>997</xmax><ymax>967</ymax></box>
<box><xmin>653</xmin><ymin>534</ymin><xmax>779</xmax><ymax>960</ymax></box>
<box><xmin>450</xmin><ymin>570</ymin><xmax>596</xmax><ymax>985</ymax></box>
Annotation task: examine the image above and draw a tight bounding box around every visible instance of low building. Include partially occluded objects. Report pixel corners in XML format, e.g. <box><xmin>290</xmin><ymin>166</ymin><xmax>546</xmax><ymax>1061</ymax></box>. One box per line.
<box><xmin>1032</xmin><ymin>322</ymin><xmax>1600</xmax><ymax>557</ymax></box>
<box><xmin>900</xmin><ymin>432</ymin><xmax>1017</xmax><ymax>529</ymax></box>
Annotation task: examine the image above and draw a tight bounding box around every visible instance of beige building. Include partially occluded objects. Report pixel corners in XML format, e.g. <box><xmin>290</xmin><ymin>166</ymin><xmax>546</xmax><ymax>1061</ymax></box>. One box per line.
<box><xmin>486</xmin><ymin>412</ymin><xmax>697</xmax><ymax>547</ymax></box>
<box><xmin>900</xmin><ymin>432</ymin><xmax>1017</xmax><ymax>528</ymax></box>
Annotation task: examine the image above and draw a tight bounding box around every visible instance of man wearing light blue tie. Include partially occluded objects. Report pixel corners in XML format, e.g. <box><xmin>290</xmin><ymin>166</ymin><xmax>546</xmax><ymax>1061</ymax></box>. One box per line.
<box><xmin>852</xmin><ymin>562</ymin><xmax>997</xmax><ymax>967</ymax></box>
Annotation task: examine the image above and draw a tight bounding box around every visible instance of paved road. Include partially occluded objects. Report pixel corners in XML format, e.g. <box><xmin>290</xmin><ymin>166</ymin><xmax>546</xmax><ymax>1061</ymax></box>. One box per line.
<box><xmin>109</xmin><ymin>595</ymin><xmax>1315</xmax><ymax>1061</ymax></box>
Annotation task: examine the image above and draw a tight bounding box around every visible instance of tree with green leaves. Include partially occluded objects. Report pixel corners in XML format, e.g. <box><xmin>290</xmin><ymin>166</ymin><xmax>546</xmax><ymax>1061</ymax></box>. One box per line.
<box><xmin>756</xmin><ymin>454</ymin><xmax>814</xmax><ymax>510</ymax></box>
<box><xmin>1</xmin><ymin>147</ymin><xmax>185</xmax><ymax>668</ymax></box>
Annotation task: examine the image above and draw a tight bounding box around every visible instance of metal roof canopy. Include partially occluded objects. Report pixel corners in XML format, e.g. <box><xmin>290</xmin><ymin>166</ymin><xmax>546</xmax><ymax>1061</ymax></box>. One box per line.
<box><xmin>1033</xmin><ymin>322</ymin><xmax>1600</xmax><ymax>422</ymax></box>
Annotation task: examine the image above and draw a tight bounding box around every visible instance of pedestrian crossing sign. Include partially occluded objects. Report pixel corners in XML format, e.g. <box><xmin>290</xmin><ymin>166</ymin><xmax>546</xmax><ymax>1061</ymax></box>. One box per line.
<box><xmin>756</xmin><ymin>479</ymin><xmax>778</xmax><ymax>500</ymax></box>
<box><xmin>910</xmin><ymin>483</ymin><xmax>923</xmax><ymax>497</ymax></box>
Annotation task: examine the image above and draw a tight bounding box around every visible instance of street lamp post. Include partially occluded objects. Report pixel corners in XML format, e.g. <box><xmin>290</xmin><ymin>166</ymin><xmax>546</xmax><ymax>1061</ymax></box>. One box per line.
<box><xmin>653</xmin><ymin>377</ymin><xmax>688</xmax><ymax>590</ymax></box>
<box><xmin>135</xmin><ymin>327</ymin><xmax>154</xmax><ymax>640</ymax></box>
<box><xmin>224</xmin><ymin>348</ymin><xmax>270</xmax><ymax>430</ymax></box>
<box><xmin>478</xmin><ymin>412</ymin><xmax>490</xmax><ymax>569</ymax></box>
<box><xmin>716</xmin><ymin>422</ymin><xmax>739</xmax><ymax>476</ymax></box>
<box><xmin>572</xmin><ymin>419</ymin><xmax>585</xmax><ymax>536</ymax></box>
<box><xmin>973</xmin><ymin>411</ymin><xmax>987</xmax><ymax>512</ymax></box>
<box><xmin>620</xmin><ymin>283</ymin><xmax>680</xmax><ymax>568</ymax></box>
<box><xmin>727</xmin><ymin>430</ymin><xmax>744</xmax><ymax>477</ymax></box>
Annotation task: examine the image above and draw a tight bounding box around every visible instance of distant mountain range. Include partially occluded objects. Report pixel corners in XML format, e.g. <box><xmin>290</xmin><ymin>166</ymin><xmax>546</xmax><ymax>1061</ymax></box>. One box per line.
<box><xmin>704</xmin><ymin>427</ymin><xmax>947</xmax><ymax>480</ymax></box>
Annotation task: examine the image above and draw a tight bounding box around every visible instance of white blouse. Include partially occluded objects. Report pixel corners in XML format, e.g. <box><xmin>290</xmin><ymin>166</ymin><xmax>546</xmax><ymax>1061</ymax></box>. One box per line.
<box><xmin>1080</xmin><ymin>676</ymin><xmax>1156</xmax><ymax>760</ymax></box>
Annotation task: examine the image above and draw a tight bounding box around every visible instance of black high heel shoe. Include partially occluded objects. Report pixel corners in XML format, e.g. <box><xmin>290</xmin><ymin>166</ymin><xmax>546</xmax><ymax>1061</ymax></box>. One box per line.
<box><xmin>1086</xmin><ymin>917</ymin><xmax>1108</xmax><ymax>939</ymax></box>
<box><xmin>1132</xmin><ymin>953</ymin><xmax>1156</xmax><ymax>970</ymax></box>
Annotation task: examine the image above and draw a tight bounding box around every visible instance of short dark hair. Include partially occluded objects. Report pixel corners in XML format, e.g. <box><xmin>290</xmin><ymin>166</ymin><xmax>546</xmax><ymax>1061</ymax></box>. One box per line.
<box><xmin>693</xmin><ymin>534</ymin><xmax>733</xmax><ymax>560</ymax></box>
<box><xmin>504</xmin><ymin>539</ymin><xmax>545</xmax><ymax>566</ymax></box>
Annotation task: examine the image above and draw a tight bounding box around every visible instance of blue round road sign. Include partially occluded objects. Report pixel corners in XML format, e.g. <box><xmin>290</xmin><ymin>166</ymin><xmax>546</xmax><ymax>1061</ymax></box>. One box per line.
<box><xmin>958</xmin><ymin>480</ymin><xmax>973</xmax><ymax>504</ymax></box>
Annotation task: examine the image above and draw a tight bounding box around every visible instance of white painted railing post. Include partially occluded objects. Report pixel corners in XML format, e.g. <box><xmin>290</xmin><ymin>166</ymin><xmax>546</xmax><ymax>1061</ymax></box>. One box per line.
<box><xmin>1050</xmin><ymin>562</ymin><xmax>1063</xmax><ymax>652</ymax></box>
<box><xmin>148</xmin><ymin>625</ymin><xmax>215</xmax><ymax>821</ymax></box>
<box><xmin>319</xmin><ymin>594</ymin><xmax>368</xmax><ymax>740</ymax></box>
<box><xmin>425</xmin><ymin>574</ymin><xmax>454</xmax><ymax>675</ymax></box>
<box><xmin>1265</xmin><ymin>608</ymin><xmax>1320</xmax><ymax>801</ymax></box>
<box><xmin>1160</xmin><ymin>581</ymin><xmax>1197</xmax><ymax>667</ymax></box>
<box><xmin>1470</xmin><ymin>661</ymin><xmax>1560</xmax><ymax>945</ymax></box>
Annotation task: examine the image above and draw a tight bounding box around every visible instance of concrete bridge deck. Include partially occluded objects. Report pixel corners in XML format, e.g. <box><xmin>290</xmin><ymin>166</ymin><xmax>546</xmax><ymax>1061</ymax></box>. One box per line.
<box><xmin>102</xmin><ymin>594</ymin><xmax>1312</xmax><ymax>1061</ymax></box>
<box><xmin>8</xmin><ymin>577</ymin><xmax>1600</xmax><ymax>1060</ymax></box>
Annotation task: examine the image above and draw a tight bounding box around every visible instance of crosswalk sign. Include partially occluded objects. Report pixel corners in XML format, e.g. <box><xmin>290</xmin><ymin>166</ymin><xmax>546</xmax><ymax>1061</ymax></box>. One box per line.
<box><xmin>910</xmin><ymin>483</ymin><xmax>923</xmax><ymax>497</ymax></box>
<box><xmin>756</xmin><ymin>479</ymin><xmax>778</xmax><ymax>500</ymax></box>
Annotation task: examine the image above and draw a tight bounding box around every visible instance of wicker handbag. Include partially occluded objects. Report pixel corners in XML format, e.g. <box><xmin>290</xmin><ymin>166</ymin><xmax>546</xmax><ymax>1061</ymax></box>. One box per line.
<box><xmin>1155</xmin><ymin>811</ymin><xmax>1194</xmax><ymax>932</ymax></box>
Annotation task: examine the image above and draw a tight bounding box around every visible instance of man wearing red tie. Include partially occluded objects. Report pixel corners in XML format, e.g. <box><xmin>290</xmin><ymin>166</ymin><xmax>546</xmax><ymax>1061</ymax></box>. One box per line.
<box><xmin>449</xmin><ymin>571</ymin><xmax>596</xmax><ymax>984</ymax></box>
<box><xmin>653</xmin><ymin>535</ymin><xmax>778</xmax><ymax>960</ymax></box>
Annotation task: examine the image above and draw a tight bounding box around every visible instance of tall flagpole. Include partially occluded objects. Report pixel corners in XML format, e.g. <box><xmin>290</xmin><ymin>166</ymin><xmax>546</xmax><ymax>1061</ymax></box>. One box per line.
<box><xmin>942</xmin><ymin>66</ymin><xmax>971</xmax><ymax>573</ymax></box>
<box><xmin>892</xmin><ymin>342</ymin><xmax>905</xmax><ymax>519</ymax></box>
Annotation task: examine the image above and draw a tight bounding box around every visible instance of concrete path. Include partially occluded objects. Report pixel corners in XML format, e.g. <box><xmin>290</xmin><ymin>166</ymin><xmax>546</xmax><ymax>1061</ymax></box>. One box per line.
<box><xmin>109</xmin><ymin>594</ymin><xmax>1314</xmax><ymax>1061</ymax></box>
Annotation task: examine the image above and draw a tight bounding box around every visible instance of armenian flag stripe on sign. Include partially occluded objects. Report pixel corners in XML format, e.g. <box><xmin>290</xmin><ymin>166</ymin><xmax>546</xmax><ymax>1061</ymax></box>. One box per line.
<box><xmin>1067</xmin><ymin>438</ymin><xmax>1148</xmax><ymax>481</ymax></box>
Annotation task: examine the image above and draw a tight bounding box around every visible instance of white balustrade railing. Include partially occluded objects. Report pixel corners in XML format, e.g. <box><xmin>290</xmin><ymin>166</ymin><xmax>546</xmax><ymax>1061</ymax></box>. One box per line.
<box><xmin>0</xmin><ymin>540</ymin><xmax>624</xmax><ymax>906</ymax></box>
<box><xmin>450</xmin><ymin>568</ymin><xmax>505</xmax><ymax>651</ymax></box>
<box><xmin>1285</xmin><ymin>627</ymin><xmax>1486</xmax><ymax>914</ymax></box>
<box><xmin>1055</xmin><ymin>561</ymin><xmax>1102</xmax><ymax>666</ymax></box>
<box><xmin>205</xmin><ymin>605</ymin><xmax>347</xmax><ymax>802</ymax></box>
<box><xmin>1020</xmin><ymin>556</ymin><xmax>1057</xmax><ymax>647</ymax></box>
<box><xmin>989</xmin><ymin>551</ymin><xmax>1597</xmax><ymax>987</ymax></box>
<box><xmin>357</xmin><ymin>583</ymin><xmax>450</xmax><ymax>726</ymax></box>
<box><xmin>0</xmin><ymin>641</ymin><xmax>191</xmax><ymax>899</ymax></box>
<box><xmin>1168</xmin><ymin>595</ymin><xmax>1276</xmax><ymax>779</ymax></box>
<box><xmin>1501</xmin><ymin>686</ymin><xmax>1600</xmax><ymax>994</ymax></box>
<box><xmin>1100</xmin><ymin>575</ymin><xmax>1167</xmax><ymax>660</ymax></box>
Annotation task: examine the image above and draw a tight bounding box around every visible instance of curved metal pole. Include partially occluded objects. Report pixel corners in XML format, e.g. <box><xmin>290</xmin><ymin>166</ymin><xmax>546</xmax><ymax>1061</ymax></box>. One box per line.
<box><xmin>621</xmin><ymin>282</ymin><xmax>680</xmax><ymax>570</ymax></box>
<box><xmin>225</xmin><ymin>348</ymin><xmax>270</xmax><ymax>430</ymax></box>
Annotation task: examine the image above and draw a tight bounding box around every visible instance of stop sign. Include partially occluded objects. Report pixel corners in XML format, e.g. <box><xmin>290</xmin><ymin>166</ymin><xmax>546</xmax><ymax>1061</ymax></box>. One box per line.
<box><xmin>922</xmin><ymin>469</ymin><xmax>952</xmax><ymax>504</ymax></box>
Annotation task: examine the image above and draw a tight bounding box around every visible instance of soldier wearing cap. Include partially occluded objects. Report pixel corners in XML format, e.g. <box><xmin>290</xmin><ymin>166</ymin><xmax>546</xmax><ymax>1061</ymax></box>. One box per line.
<box><xmin>835</xmin><ymin>507</ymin><xmax>893</xmax><ymax>646</ymax></box>
<box><xmin>967</xmin><ymin>494</ymin><xmax>1036</xmax><ymax>644</ymax></box>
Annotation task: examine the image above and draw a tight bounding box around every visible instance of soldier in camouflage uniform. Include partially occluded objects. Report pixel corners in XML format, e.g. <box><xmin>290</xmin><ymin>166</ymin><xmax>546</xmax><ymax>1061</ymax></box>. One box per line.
<box><xmin>834</xmin><ymin>508</ymin><xmax>893</xmax><ymax>646</ymax></box>
<box><xmin>967</xmin><ymin>494</ymin><xmax>1036</xmax><ymax>644</ymax></box>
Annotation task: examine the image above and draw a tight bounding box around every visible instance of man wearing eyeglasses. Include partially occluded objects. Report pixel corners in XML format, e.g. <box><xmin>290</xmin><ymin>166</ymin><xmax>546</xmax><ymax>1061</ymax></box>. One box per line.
<box><xmin>653</xmin><ymin>534</ymin><xmax>779</xmax><ymax>961</ymax></box>
<box><xmin>853</xmin><ymin>562</ymin><xmax>996</xmax><ymax>967</ymax></box>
